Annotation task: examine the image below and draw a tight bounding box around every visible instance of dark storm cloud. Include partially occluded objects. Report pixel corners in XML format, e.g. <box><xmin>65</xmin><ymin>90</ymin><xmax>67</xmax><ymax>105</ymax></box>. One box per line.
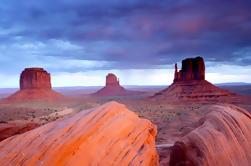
<box><xmin>0</xmin><ymin>0</ymin><xmax>251</xmax><ymax>73</ymax></box>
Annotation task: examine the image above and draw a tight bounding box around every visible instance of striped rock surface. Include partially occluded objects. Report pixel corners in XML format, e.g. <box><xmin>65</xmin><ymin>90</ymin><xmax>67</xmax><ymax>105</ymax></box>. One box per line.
<box><xmin>0</xmin><ymin>101</ymin><xmax>159</xmax><ymax>166</ymax></box>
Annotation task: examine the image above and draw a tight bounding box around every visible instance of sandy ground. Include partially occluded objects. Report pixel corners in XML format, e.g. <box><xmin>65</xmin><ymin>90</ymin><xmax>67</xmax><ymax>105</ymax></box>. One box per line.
<box><xmin>0</xmin><ymin>85</ymin><xmax>250</xmax><ymax>163</ymax></box>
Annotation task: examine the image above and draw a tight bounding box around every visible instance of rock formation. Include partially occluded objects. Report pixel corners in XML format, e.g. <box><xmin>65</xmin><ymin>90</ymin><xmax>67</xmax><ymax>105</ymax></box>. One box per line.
<box><xmin>106</xmin><ymin>73</ymin><xmax>120</xmax><ymax>87</ymax></box>
<box><xmin>152</xmin><ymin>57</ymin><xmax>250</xmax><ymax>104</ymax></box>
<box><xmin>0</xmin><ymin>120</ymin><xmax>39</xmax><ymax>142</ymax></box>
<box><xmin>0</xmin><ymin>102</ymin><xmax>159</xmax><ymax>166</ymax></box>
<box><xmin>5</xmin><ymin>68</ymin><xmax>64</xmax><ymax>102</ymax></box>
<box><xmin>174</xmin><ymin>56</ymin><xmax>205</xmax><ymax>82</ymax></box>
<box><xmin>169</xmin><ymin>104</ymin><xmax>251</xmax><ymax>166</ymax></box>
<box><xmin>92</xmin><ymin>73</ymin><xmax>144</xmax><ymax>96</ymax></box>
<box><xmin>20</xmin><ymin>68</ymin><xmax>51</xmax><ymax>89</ymax></box>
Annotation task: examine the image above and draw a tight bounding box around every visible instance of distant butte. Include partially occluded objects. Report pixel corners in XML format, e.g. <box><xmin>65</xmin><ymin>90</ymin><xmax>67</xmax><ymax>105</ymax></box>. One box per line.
<box><xmin>92</xmin><ymin>73</ymin><xmax>143</xmax><ymax>96</ymax></box>
<box><xmin>151</xmin><ymin>57</ymin><xmax>250</xmax><ymax>104</ymax></box>
<box><xmin>20</xmin><ymin>68</ymin><xmax>52</xmax><ymax>89</ymax></box>
<box><xmin>5</xmin><ymin>68</ymin><xmax>64</xmax><ymax>102</ymax></box>
<box><xmin>174</xmin><ymin>56</ymin><xmax>205</xmax><ymax>82</ymax></box>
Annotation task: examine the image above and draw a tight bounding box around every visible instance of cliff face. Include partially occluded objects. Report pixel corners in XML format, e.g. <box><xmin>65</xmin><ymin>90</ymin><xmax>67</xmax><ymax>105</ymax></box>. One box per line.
<box><xmin>20</xmin><ymin>68</ymin><xmax>51</xmax><ymax>90</ymax></box>
<box><xmin>169</xmin><ymin>105</ymin><xmax>251</xmax><ymax>166</ymax></box>
<box><xmin>174</xmin><ymin>56</ymin><xmax>205</xmax><ymax>82</ymax></box>
<box><xmin>0</xmin><ymin>102</ymin><xmax>159</xmax><ymax>166</ymax></box>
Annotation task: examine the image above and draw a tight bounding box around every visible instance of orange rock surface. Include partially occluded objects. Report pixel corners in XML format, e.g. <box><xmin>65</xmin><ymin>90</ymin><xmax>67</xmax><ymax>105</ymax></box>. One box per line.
<box><xmin>0</xmin><ymin>120</ymin><xmax>39</xmax><ymax>142</ymax></box>
<box><xmin>169</xmin><ymin>104</ymin><xmax>251</xmax><ymax>166</ymax></box>
<box><xmin>0</xmin><ymin>101</ymin><xmax>159</xmax><ymax>166</ymax></box>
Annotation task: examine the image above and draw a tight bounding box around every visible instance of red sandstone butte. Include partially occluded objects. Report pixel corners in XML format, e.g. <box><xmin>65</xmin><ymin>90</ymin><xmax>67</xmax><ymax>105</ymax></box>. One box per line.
<box><xmin>151</xmin><ymin>57</ymin><xmax>250</xmax><ymax>104</ymax></box>
<box><xmin>174</xmin><ymin>56</ymin><xmax>205</xmax><ymax>82</ymax></box>
<box><xmin>0</xmin><ymin>101</ymin><xmax>159</xmax><ymax>166</ymax></box>
<box><xmin>20</xmin><ymin>68</ymin><xmax>51</xmax><ymax>89</ymax></box>
<box><xmin>93</xmin><ymin>73</ymin><xmax>143</xmax><ymax>96</ymax></box>
<box><xmin>169</xmin><ymin>104</ymin><xmax>251</xmax><ymax>166</ymax></box>
<box><xmin>6</xmin><ymin>68</ymin><xmax>64</xmax><ymax>102</ymax></box>
<box><xmin>106</xmin><ymin>73</ymin><xmax>120</xmax><ymax>87</ymax></box>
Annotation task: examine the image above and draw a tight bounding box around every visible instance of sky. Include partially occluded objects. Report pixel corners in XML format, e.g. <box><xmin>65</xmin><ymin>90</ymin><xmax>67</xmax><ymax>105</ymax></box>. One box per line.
<box><xmin>0</xmin><ymin>0</ymin><xmax>251</xmax><ymax>87</ymax></box>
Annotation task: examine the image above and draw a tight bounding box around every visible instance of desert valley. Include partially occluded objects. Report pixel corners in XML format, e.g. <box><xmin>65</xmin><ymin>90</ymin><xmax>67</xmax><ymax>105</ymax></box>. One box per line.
<box><xmin>0</xmin><ymin>57</ymin><xmax>250</xmax><ymax>166</ymax></box>
<box><xmin>1</xmin><ymin>1</ymin><xmax>251</xmax><ymax>165</ymax></box>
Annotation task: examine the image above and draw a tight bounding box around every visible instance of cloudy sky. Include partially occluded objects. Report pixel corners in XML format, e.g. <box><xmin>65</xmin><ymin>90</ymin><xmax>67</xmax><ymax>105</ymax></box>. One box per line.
<box><xmin>0</xmin><ymin>0</ymin><xmax>251</xmax><ymax>87</ymax></box>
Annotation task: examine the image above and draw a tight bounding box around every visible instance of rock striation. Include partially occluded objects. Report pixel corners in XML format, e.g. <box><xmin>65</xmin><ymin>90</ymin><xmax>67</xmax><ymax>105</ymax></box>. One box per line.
<box><xmin>0</xmin><ymin>120</ymin><xmax>39</xmax><ymax>142</ymax></box>
<box><xmin>93</xmin><ymin>73</ymin><xmax>144</xmax><ymax>96</ymax></box>
<box><xmin>5</xmin><ymin>68</ymin><xmax>64</xmax><ymax>102</ymax></box>
<box><xmin>174</xmin><ymin>56</ymin><xmax>205</xmax><ymax>82</ymax></box>
<box><xmin>151</xmin><ymin>57</ymin><xmax>250</xmax><ymax>104</ymax></box>
<box><xmin>20</xmin><ymin>68</ymin><xmax>51</xmax><ymax>90</ymax></box>
<box><xmin>169</xmin><ymin>104</ymin><xmax>251</xmax><ymax>166</ymax></box>
<box><xmin>0</xmin><ymin>102</ymin><xmax>159</xmax><ymax>166</ymax></box>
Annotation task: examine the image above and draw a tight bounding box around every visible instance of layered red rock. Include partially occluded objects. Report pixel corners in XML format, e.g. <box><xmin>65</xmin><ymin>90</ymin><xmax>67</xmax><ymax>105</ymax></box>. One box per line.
<box><xmin>0</xmin><ymin>101</ymin><xmax>159</xmax><ymax>166</ymax></box>
<box><xmin>0</xmin><ymin>120</ymin><xmax>39</xmax><ymax>142</ymax></box>
<box><xmin>152</xmin><ymin>57</ymin><xmax>250</xmax><ymax>104</ymax></box>
<box><xmin>5</xmin><ymin>68</ymin><xmax>64</xmax><ymax>102</ymax></box>
<box><xmin>174</xmin><ymin>56</ymin><xmax>205</xmax><ymax>82</ymax></box>
<box><xmin>20</xmin><ymin>68</ymin><xmax>51</xmax><ymax>90</ymax></box>
<box><xmin>152</xmin><ymin>80</ymin><xmax>240</xmax><ymax>104</ymax></box>
<box><xmin>93</xmin><ymin>73</ymin><xmax>144</xmax><ymax>96</ymax></box>
<box><xmin>169</xmin><ymin>104</ymin><xmax>251</xmax><ymax>166</ymax></box>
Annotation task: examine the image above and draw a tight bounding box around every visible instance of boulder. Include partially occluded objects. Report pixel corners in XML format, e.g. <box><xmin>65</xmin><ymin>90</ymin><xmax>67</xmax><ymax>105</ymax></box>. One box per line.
<box><xmin>169</xmin><ymin>105</ymin><xmax>251</xmax><ymax>166</ymax></box>
<box><xmin>0</xmin><ymin>101</ymin><xmax>159</xmax><ymax>166</ymax></box>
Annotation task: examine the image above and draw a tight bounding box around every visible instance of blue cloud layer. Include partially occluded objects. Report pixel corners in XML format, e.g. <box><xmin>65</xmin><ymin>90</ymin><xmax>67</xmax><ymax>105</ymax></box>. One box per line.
<box><xmin>0</xmin><ymin>0</ymin><xmax>251</xmax><ymax>74</ymax></box>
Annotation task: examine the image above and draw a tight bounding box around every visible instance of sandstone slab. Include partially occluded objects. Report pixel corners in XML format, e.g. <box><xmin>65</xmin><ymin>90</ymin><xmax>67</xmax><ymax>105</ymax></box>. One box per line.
<box><xmin>169</xmin><ymin>105</ymin><xmax>251</xmax><ymax>166</ymax></box>
<box><xmin>0</xmin><ymin>101</ymin><xmax>159</xmax><ymax>166</ymax></box>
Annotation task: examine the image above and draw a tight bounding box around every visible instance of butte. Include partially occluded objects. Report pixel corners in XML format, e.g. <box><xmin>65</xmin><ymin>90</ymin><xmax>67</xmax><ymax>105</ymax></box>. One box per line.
<box><xmin>5</xmin><ymin>68</ymin><xmax>64</xmax><ymax>102</ymax></box>
<box><xmin>92</xmin><ymin>73</ymin><xmax>143</xmax><ymax>96</ymax></box>
<box><xmin>151</xmin><ymin>56</ymin><xmax>250</xmax><ymax>104</ymax></box>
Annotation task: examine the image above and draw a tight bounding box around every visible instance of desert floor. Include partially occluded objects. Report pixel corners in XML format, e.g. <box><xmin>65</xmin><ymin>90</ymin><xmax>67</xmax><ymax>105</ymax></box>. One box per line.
<box><xmin>0</xmin><ymin>85</ymin><xmax>251</xmax><ymax>163</ymax></box>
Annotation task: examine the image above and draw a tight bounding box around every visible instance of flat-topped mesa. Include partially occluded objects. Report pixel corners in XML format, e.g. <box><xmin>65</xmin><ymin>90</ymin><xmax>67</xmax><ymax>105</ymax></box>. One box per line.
<box><xmin>105</xmin><ymin>73</ymin><xmax>120</xmax><ymax>87</ymax></box>
<box><xmin>174</xmin><ymin>56</ymin><xmax>205</xmax><ymax>82</ymax></box>
<box><xmin>5</xmin><ymin>67</ymin><xmax>64</xmax><ymax>102</ymax></box>
<box><xmin>20</xmin><ymin>68</ymin><xmax>51</xmax><ymax>90</ymax></box>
